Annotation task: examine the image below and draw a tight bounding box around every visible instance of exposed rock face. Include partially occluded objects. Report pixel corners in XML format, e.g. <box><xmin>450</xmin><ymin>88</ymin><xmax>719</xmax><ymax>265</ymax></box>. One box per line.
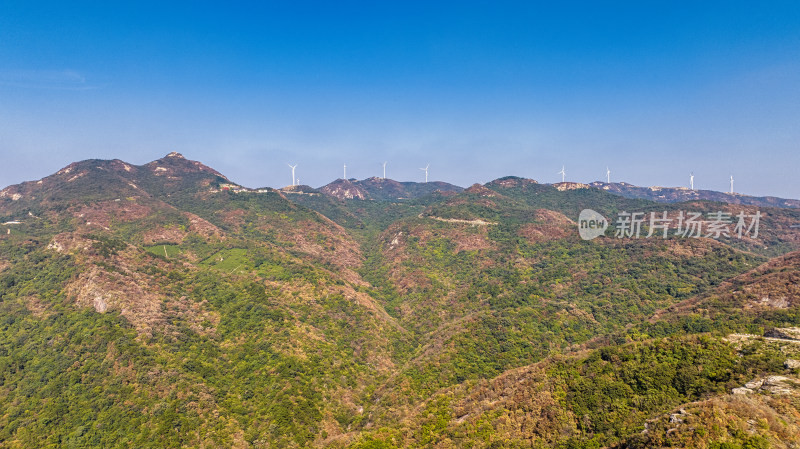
<box><xmin>761</xmin><ymin>376</ymin><xmax>797</xmax><ymax>395</ymax></box>
<box><xmin>0</xmin><ymin>188</ymin><xmax>23</xmax><ymax>201</ymax></box>
<box><xmin>553</xmin><ymin>182</ymin><xmax>590</xmax><ymax>191</ymax></box>
<box><xmin>669</xmin><ymin>409</ymin><xmax>689</xmax><ymax>423</ymax></box>
<box><xmin>764</xmin><ymin>327</ymin><xmax>800</xmax><ymax>341</ymax></box>
<box><xmin>755</xmin><ymin>296</ymin><xmax>790</xmax><ymax>308</ymax></box>
<box><xmin>745</xmin><ymin>379</ymin><xmax>764</xmax><ymax>389</ymax></box>
<box><xmin>734</xmin><ymin>376</ymin><xmax>798</xmax><ymax>395</ymax></box>
<box><xmin>320</xmin><ymin>179</ymin><xmax>369</xmax><ymax>200</ymax></box>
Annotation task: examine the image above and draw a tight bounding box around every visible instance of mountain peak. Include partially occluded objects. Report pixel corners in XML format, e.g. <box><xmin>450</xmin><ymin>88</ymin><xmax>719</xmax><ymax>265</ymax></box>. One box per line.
<box><xmin>144</xmin><ymin>153</ymin><xmax>228</xmax><ymax>181</ymax></box>
<box><xmin>487</xmin><ymin>176</ymin><xmax>539</xmax><ymax>188</ymax></box>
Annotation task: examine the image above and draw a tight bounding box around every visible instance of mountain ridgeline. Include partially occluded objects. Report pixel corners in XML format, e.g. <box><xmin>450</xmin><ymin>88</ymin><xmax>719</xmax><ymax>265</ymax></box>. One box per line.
<box><xmin>588</xmin><ymin>181</ymin><xmax>800</xmax><ymax>209</ymax></box>
<box><xmin>2</xmin><ymin>154</ymin><xmax>800</xmax><ymax>448</ymax></box>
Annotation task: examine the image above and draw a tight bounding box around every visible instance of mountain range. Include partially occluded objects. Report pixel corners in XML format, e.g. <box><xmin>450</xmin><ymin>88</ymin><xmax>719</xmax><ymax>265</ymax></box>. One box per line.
<box><xmin>1</xmin><ymin>153</ymin><xmax>800</xmax><ymax>448</ymax></box>
<box><xmin>276</xmin><ymin>174</ymin><xmax>800</xmax><ymax>210</ymax></box>
<box><xmin>588</xmin><ymin>181</ymin><xmax>800</xmax><ymax>209</ymax></box>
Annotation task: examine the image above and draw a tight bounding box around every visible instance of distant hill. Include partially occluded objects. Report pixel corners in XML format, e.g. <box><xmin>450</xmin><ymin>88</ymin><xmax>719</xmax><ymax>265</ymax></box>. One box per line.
<box><xmin>0</xmin><ymin>152</ymin><xmax>234</xmax><ymax>215</ymax></box>
<box><xmin>316</xmin><ymin>177</ymin><xmax>463</xmax><ymax>200</ymax></box>
<box><xmin>589</xmin><ymin>181</ymin><xmax>800</xmax><ymax>209</ymax></box>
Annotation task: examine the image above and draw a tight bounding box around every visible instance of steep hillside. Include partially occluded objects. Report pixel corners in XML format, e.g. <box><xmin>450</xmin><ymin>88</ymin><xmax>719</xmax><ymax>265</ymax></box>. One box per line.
<box><xmin>0</xmin><ymin>154</ymin><xmax>415</xmax><ymax>447</ymax></box>
<box><xmin>645</xmin><ymin>249</ymin><xmax>800</xmax><ymax>338</ymax></box>
<box><xmin>347</xmin><ymin>335</ymin><xmax>800</xmax><ymax>448</ymax></box>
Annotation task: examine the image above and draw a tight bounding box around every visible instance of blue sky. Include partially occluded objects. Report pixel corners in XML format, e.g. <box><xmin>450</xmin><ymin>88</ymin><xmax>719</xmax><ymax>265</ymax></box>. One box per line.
<box><xmin>1</xmin><ymin>1</ymin><xmax>799</xmax><ymax>197</ymax></box>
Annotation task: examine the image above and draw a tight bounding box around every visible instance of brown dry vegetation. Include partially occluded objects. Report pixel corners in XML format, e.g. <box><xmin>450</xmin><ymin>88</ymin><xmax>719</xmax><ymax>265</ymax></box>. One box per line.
<box><xmin>71</xmin><ymin>200</ymin><xmax>152</xmax><ymax>229</ymax></box>
<box><xmin>652</xmin><ymin>250</ymin><xmax>800</xmax><ymax>321</ymax></box>
<box><xmin>519</xmin><ymin>209</ymin><xmax>574</xmax><ymax>243</ymax></box>
<box><xmin>629</xmin><ymin>386</ymin><xmax>800</xmax><ymax>448</ymax></box>
<box><xmin>50</xmin><ymin>232</ymin><xmax>218</xmax><ymax>338</ymax></box>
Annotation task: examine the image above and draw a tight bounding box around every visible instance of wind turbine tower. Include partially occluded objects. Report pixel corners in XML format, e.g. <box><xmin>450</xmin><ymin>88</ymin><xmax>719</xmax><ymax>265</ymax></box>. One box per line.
<box><xmin>558</xmin><ymin>166</ymin><xmax>566</xmax><ymax>183</ymax></box>
<box><xmin>606</xmin><ymin>167</ymin><xmax>611</xmax><ymax>183</ymax></box>
<box><xmin>420</xmin><ymin>164</ymin><xmax>429</xmax><ymax>183</ymax></box>
<box><xmin>730</xmin><ymin>175</ymin><xmax>734</xmax><ymax>194</ymax></box>
<box><xmin>287</xmin><ymin>164</ymin><xmax>297</xmax><ymax>187</ymax></box>
<box><xmin>382</xmin><ymin>161</ymin><xmax>387</xmax><ymax>179</ymax></box>
<box><xmin>690</xmin><ymin>172</ymin><xmax>694</xmax><ymax>190</ymax></box>
<box><xmin>343</xmin><ymin>163</ymin><xmax>347</xmax><ymax>180</ymax></box>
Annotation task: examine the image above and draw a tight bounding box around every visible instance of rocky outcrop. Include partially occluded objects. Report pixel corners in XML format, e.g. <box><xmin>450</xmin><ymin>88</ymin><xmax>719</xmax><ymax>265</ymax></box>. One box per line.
<box><xmin>764</xmin><ymin>327</ymin><xmax>800</xmax><ymax>341</ymax></box>
<box><xmin>320</xmin><ymin>179</ymin><xmax>369</xmax><ymax>200</ymax></box>
<box><xmin>733</xmin><ymin>376</ymin><xmax>799</xmax><ymax>395</ymax></box>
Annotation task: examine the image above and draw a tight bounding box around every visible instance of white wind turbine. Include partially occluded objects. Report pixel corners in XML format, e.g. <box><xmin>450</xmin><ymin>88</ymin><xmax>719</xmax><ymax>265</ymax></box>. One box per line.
<box><xmin>690</xmin><ymin>172</ymin><xmax>694</xmax><ymax>190</ymax></box>
<box><xmin>606</xmin><ymin>167</ymin><xmax>611</xmax><ymax>183</ymax></box>
<box><xmin>558</xmin><ymin>166</ymin><xmax>566</xmax><ymax>183</ymax></box>
<box><xmin>343</xmin><ymin>163</ymin><xmax>347</xmax><ymax>180</ymax></box>
<box><xmin>730</xmin><ymin>175</ymin><xmax>734</xmax><ymax>194</ymax></box>
<box><xmin>287</xmin><ymin>163</ymin><xmax>297</xmax><ymax>187</ymax></box>
<box><xmin>382</xmin><ymin>161</ymin><xmax>387</xmax><ymax>179</ymax></box>
<box><xmin>420</xmin><ymin>164</ymin><xmax>429</xmax><ymax>183</ymax></box>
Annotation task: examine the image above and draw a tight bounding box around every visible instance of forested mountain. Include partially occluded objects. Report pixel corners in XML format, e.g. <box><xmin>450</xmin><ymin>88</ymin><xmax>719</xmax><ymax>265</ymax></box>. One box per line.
<box><xmin>2</xmin><ymin>154</ymin><xmax>800</xmax><ymax>448</ymax></box>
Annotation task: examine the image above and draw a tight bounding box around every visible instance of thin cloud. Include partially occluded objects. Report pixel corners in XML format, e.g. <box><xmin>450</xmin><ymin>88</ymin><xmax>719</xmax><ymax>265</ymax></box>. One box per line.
<box><xmin>0</xmin><ymin>69</ymin><xmax>103</xmax><ymax>90</ymax></box>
